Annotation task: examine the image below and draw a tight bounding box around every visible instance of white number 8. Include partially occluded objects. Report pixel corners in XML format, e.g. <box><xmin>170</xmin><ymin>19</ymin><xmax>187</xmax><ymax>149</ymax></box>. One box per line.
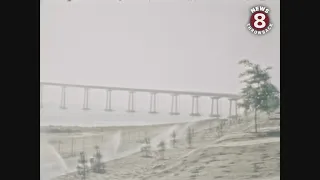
<box><xmin>253</xmin><ymin>13</ymin><xmax>266</xmax><ymax>29</ymax></box>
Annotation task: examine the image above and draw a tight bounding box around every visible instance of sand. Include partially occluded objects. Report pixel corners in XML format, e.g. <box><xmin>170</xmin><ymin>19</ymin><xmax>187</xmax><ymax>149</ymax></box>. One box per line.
<box><xmin>40</xmin><ymin>118</ymin><xmax>280</xmax><ymax>180</ymax></box>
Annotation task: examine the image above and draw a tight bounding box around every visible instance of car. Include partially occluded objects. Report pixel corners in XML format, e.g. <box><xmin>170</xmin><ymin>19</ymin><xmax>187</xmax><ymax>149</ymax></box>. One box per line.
<box><xmin>269</xmin><ymin>111</ymin><xmax>280</xmax><ymax>120</ymax></box>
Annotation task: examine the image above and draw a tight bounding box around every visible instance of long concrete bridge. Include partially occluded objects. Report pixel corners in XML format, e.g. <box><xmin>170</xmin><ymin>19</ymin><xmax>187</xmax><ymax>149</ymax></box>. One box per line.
<box><xmin>40</xmin><ymin>82</ymin><xmax>241</xmax><ymax>118</ymax></box>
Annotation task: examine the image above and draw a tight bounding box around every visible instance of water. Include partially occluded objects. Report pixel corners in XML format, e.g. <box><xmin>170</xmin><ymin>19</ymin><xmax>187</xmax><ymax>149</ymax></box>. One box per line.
<box><xmin>112</xmin><ymin>131</ymin><xmax>122</xmax><ymax>155</ymax></box>
<box><xmin>100</xmin><ymin>124</ymin><xmax>192</xmax><ymax>163</ymax></box>
<box><xmin>39</xmin><ymin>104</ymin><xmax>229</xmax><ymax>179</ymax></box>
<box><xmin>151</xmin><ymin>124</ymin><xmax>179</xmax><ymax>147</ymax></box>
<box><xmin>40</xmin><ymin>138</ymin><xmax>68</xmax><ymax>180</ymax></box>
<box><xmin>40</xmin><ymin>107</ymin><xmax>222</xmax><ymax>127</ymax></box>
<box><xmin>40</xmin><ymin>130</ymin><xmax>126</xmax><ymax>180</ymax></box>
<box><xmin>100</xmin><ymin>130</ymin><xmax>122</xmax><ymax>160</ymax></box>
<box><xmin>40</xmin><ymin>120</ymin><xmax>222</xmax><ymax>180</ymax></box>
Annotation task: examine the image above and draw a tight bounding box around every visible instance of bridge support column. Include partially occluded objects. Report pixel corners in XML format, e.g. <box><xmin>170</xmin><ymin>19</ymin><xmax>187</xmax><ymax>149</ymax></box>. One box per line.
<box><xmin>60</xmin><ymin>86</ymin><xmax>67</xmax><ymax>109</ymax></box>
<box><xmin>40</xmin><ymin>85</ymin><xmax>43</xmax><ymax>109</ymax></box>
<box><xmin>149</xmin><ymin>93</ymin><xmax>157</xmax><ymax>114</ymax></box>
<box><xmin>170</xmin><ymin>94</ymin><xmax>180</xmax><ymax>115</ymax></box>
<box><xmin>104</xmin><ymin>90</ymin><xmax>113</xmax><ymax>112</ymax></box>
<box><xmin>127</xmin><ymin>91</ymin><xmax>135</xmax><ymax>113</ymax></box>
<box><xmin>190</xmin><ymin>96</ymin><xmax>201</xmax><ymax>116</ymax></box>
<box><xmin>209</xmin><ymin>97</ymin><xmax>220</xmax><ymax>118</ymax></box>
<box><xmin>82</xmin><ymin>88</ymin><xmax>90</xmax><ymax>110</ymax></box>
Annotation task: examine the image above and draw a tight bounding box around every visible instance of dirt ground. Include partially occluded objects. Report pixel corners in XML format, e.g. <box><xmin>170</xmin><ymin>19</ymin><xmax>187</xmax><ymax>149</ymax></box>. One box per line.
<box><xmin>41</xmin><ymin>118</ymin><xmax>280</xmax><ymax>180</ymax></box>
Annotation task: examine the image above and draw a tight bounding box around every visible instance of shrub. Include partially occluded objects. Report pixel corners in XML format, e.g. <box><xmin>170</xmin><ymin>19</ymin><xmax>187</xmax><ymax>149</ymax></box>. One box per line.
<box><xmin>186</xmin><ymin>127</ymin><xmax>193</xmax><ymax>148</ymax></box>
<box><xmin>77</xmin><ymin>151</ymin><xmax>89</xmax><ymax>180</ymax></box>
<box><xmin>91</xmin><ymin>145</ymin><xmax>105</xmax><ymax>173</ymax></box>
<box><xmin>170</xmin><ymin>130</ymin><xmax>177</xmax><ymax>147</ymax></box>
<box><xmin>140</xmin><ymin>137</ymin><xmax>151</xmax><ymax>157</ymax></box>
<box><xmin>157</xmin><ymin>140</ymin><xmax>166</xmax><ymax>159</ymax></box>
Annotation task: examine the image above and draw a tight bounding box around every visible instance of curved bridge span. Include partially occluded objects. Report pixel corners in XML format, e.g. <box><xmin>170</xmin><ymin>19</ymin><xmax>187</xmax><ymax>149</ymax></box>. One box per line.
<box><xmin>40</xmin><ymin>82</ymin><xmax>240</xmax><ymax>118</ymax></box>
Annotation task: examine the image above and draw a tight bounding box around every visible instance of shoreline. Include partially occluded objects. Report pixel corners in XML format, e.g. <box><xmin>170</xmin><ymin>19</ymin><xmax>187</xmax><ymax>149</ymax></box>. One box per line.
<box><xmin>40</xmin><ymin>118</ymin><xmax>226</xmax><ymax>134</ymax></box>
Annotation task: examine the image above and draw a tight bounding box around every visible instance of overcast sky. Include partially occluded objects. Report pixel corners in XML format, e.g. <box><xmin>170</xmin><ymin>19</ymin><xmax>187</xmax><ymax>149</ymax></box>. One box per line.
<box><xmin>40</xmin><ymin>0</ymin><xmax>279</xmax><ymax>120</ymax></box>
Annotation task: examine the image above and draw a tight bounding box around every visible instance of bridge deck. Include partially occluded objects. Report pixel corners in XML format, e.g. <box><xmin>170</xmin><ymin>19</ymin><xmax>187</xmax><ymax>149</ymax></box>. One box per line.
<box><xmin>40</xmin><ymin>82</ymin><xmax>240</xmax><ymax>99</ymax></box>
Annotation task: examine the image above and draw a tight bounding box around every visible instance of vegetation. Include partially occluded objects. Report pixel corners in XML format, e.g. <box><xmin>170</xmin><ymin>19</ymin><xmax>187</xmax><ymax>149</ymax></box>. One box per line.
<box><xmin>170</xmin><ymin>130</ymin><xmax>177</xmax><ymax>147</ymax></box>
<box><xmin>216</xmin><ymin>121</ymin><xmax>225</xmax><ymax>138</ymax></box>
<box><xmin>238</xmin><ymin>60</ymin><xmax>280</xmax><ymax>133</ymax></box>
<box><xmin>40</xmin><ymin>126</ymin><xmax>82</xmax><ymax>133</ymax></box>
<box><xmin>91</xmin><ymin>145</ymin><xmax>105</xmax><ymax>173</ymax></box>
<box><xmin>157</xmin><ymin>140</ymin><xmax>166</xmax><ymax>159</ymax></box>
<box><xmin>140</xmin><ymin>137</ymin><xmax>151</xmax><ymax>157</ymax></box>
<box><xmin>77</xmin><ymin>151</ymin><xmax>89</xmax><ymax>180</ymax></box>
<box><xmin>186</xmin><ymin>127</ymin><xmax>193</xmax><ymax>148</ymax></box>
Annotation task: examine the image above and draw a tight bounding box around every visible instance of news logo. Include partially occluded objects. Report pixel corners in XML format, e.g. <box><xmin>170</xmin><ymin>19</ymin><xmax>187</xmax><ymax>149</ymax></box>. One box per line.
<box><xmin>247</xmin><ymin>5</ymin><xmax>273</xmax><ymax>35</ymax></box>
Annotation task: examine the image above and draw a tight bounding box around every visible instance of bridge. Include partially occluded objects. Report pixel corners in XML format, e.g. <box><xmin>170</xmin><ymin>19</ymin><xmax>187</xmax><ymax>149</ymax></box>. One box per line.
<box><xmin>40</xmin><ymin>82</ymin><xmax>241</xmax><ymax>118</ymax></box>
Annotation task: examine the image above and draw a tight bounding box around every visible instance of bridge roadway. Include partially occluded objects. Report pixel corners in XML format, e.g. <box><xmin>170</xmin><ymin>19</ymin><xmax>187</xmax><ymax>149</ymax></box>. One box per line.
<box><xmin>40</xmin><ymin>82</ymin><xmax>240</xmax><ymax>99</ymax></box>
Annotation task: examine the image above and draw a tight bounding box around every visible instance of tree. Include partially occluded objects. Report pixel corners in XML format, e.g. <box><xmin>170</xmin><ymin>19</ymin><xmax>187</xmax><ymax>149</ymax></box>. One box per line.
<box><xmin>157</xmin><ymin>140</ymin><xmax>166</xmax><ymax>159</ymax></box>
<box><xmin>91</xmin><ymin>145</ymin><xmax>105</xmax><ymax>173</ymax></box>
<box><xmin>186</xmin><ymin>127</ymin><xmax>193</xmax><ymax>148</ymax></box>
<box><xmin>77</xmin><ymin>151</ymin><xmax>89</xmax><ymax>180</ymax></box>
<box><xmin>170</xmin><ymin>130</ymin><xmax>177</xmax><ymax>148</ymax></box>
<box><xmin>216</xmin><ymin>120</ymin><xmax>225</xmax><ymax>138</ymax></box>
<box><xmin>238</xmin><ymin>60</ymin><xmax>280</xmax><ymax>133</ymax></box>
<box><xmin>140</xmin><ymin>137</ymin><xmax>151</xmax><ymax>157</ymax></box>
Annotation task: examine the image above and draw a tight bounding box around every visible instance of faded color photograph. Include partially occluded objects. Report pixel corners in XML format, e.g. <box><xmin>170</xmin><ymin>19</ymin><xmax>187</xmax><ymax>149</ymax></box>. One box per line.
<box><xmin>40</xmin><ymin>0</ymin><xmax>280</xmax><ymax>180</ymax></box>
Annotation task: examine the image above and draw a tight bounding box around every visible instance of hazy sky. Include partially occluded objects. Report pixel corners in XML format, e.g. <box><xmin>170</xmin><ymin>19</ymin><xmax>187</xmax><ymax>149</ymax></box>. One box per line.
<box><xmin>40</xmin><ymin>0</ymin><xmax>280</xmax><ymax>120</ymax></box>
